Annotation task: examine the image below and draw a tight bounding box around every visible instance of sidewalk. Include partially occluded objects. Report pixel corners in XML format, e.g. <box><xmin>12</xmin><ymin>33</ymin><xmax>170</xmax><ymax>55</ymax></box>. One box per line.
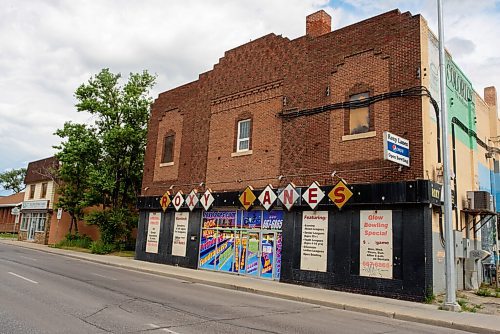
<box><xmin>2</xmin><ymin>239</ymin><xmax>499</xmax><ymax>334</ymax></box>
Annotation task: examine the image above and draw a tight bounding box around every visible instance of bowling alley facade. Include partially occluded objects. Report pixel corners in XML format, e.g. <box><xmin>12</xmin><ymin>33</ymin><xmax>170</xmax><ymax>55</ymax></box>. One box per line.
<box><xmin>135</xmin><ymin>9</ymin><xmax>500</xmax><ymax>301</ymax></box>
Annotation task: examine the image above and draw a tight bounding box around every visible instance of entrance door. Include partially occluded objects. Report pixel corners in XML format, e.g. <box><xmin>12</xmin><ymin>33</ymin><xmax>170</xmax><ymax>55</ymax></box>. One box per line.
<box><xmin>245</xmin><ymin>232</ymin><xmax>260</xmax><ymax>276</ymax></box>
<box><xmin>260</xmin><ymin>232</ymin><xmax>275</xmax><ymax>279</ymax></box>
<box><xmin>27</xmin><ymin>215</ymin><xmax>36</xmax><ymax>241</ymax></box>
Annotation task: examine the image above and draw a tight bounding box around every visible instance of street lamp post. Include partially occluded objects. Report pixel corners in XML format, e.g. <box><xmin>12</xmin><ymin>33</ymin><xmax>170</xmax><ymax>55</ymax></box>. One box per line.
<box><xmin>437</xmin><ymin>0</ymin><xmax>461</xmax><ymax>311</ymax></box>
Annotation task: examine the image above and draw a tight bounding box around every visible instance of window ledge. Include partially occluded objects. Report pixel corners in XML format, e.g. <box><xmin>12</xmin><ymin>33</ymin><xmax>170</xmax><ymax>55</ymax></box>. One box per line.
<box><xmin>159</xmin><ymin>162</ymin><xmax>174</xmax><ymax>167</ymax></box>
<box><xmin>231</xmin><ymin>150</ymin><xmax>253</xmax><ymax>157</ymax></box>
<box><xmin>342</xmin><ymin>131</ymin><xmax>376</xmax><ymax>141</ymax></box>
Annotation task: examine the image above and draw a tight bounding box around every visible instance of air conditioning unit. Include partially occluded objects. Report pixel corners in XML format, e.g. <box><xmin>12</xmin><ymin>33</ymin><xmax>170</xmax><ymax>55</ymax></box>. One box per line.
<box><xmin>466</xmin><ymin>191</ymin><xmax>491</xmax><ymax>211</ymax></box>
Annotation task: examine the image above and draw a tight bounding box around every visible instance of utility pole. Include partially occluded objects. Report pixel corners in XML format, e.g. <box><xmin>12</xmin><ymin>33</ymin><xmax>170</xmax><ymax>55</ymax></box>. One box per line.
<box><xmin>437</xmin><ymin>0</ymin><xmax>460</xmax><ymax>311</ymax></box>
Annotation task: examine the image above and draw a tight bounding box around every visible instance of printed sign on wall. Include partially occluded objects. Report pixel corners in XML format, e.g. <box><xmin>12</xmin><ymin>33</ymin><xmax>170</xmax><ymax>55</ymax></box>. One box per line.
<box><xmin>172</xmin><ymin>212</ymin><xmax>189</xmax><ymax>257</ymax></box>
<box><xmin>360</xmin><ymin>210</ymin><xmax>393</xmax><ymax>279</ymax></box>
<box><xmin>300</xmin><ymin>211</ymin><xmax>328</xmax><ymax>272</ymax></box>
<box><xmin>146</xmin><ymin>212</ymin><xmax>161</xmax><ymax>254</ymax></box>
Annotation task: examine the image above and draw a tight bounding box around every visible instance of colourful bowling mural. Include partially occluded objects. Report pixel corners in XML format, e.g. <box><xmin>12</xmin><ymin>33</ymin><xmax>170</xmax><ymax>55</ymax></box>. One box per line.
<box><xmin>198</xmin><ymin>210</ymin><xmax>283</xmax><ymax>280</ymax></box>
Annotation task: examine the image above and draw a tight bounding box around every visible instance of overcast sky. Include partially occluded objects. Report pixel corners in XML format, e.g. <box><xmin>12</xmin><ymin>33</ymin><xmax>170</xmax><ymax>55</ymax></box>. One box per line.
<box><xmin>1</xmin><ymin>0</ymin><xmax>499</xmax><ymax>195</ymax></box>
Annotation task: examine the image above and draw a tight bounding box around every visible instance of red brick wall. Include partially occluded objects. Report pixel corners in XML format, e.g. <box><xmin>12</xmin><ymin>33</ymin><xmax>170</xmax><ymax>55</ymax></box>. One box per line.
<box><xmin>0</xmin><ymin>207</ymin><xmax>19</xmax><ymax>233</ymax></box>
<box><xmin>142</xmin><ymin>9</ymin><xmax>424</xmax><ymax>195</ymax></box>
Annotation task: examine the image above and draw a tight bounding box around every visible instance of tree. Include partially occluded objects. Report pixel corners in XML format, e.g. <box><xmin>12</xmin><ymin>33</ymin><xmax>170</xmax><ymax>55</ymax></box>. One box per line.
<box><xmin>54</xmin><ymin>122</ymin><xmax>100</xmax><ymax>234</ymax></box>
<box><xmin>0</xmin><ymin>168</ymin><xmax>26</xmax><ymax>193</ymax></box>
<box><xmin>55</xmin><ymin>68</ymin><xmax>156</xmax><ymax>246</ymax></box>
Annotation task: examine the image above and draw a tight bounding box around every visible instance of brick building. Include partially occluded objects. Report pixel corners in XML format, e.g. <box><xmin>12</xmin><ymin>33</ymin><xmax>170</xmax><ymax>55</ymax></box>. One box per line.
<box><xmin>136</xmin><ymin>9</ymin><xmax>499</xmax><ymax>300</ymax></box>
<box><xmin>0</xmin><ymin>192</ymin><xmax>23</xmax><ymax>233</ymax></box>
<box><xmin>18</xmin><ymin>157</ymin><xmax>99</xmax><ymax>244</ymax></box>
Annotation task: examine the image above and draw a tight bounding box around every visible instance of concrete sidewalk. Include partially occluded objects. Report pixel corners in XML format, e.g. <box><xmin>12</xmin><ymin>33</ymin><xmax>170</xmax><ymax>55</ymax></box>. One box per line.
<box><xmin>2</xmin><ymin>239</ymin><xmax>499</xmax><ymax>334</ymax></box>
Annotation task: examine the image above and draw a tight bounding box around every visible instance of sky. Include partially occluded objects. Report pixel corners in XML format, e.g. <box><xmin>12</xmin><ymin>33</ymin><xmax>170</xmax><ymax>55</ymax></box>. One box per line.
<box><xmin>1</xmin><ymin>0</ymin><xmax>499</xmax><ymax>195</ymax></box>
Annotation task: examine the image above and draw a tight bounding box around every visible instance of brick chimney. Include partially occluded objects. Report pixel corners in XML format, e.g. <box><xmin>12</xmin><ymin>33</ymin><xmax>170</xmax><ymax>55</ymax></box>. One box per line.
<box><xmin>306</xmin><ymin>10</ymin><xmax>331</xmax><ymax>38</ymax></box>
<box><xmin>484</xmin><ymin>86</ymin><xmax>497</xmax><ymax>108</ymax></box>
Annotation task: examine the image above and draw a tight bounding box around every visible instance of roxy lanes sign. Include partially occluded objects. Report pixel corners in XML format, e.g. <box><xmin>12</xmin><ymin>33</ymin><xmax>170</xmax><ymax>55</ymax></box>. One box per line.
<box><xmin>383</xmin><ymin>131</ymin><xmax>410</xmax><ymax>167</ymax></box>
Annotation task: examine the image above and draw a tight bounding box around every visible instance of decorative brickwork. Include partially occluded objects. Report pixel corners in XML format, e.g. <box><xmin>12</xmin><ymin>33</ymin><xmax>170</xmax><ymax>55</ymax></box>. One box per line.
<box><xmin>142</xmin><ymin>9</ymin><xmax>424</xmax><ymax>196</ymax></box>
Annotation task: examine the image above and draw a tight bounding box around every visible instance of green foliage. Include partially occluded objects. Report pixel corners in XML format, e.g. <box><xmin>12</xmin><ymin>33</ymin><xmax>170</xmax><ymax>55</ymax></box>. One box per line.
<box><xmin>55</xmin><ymin>233</ymin><xmax>93</xmax><ymax>249</ymax></box>
<box><xmin>54</xmin><ymin>122</ymin><xmax>100</xmax><ymax>234</ymax></box>
<box><xmin>90</xmin><ymin>240</ymin><xmax>115</xmax><ymax>254</ymax></box>
<box><xmin>476</xmin><ymin>287</ymin><xmax>493</xmax><ymax>297</ymax></box>
<box><xmin>0</xmin><ymin>233</ymin><xmax>18</xmax><ymax>239</ymax></box>
<box><xmin>424</xmin><ymin>292</ymin><xmax>436</xmax><ymax>304</ymax></box>
<box><xmin>85</xmin><ymin>208</ymin><xmax>137</xmax><ymax>246</ymax></box>
<box><xmin>457</xmin><ymin>298</ymin><xmax>482</xmax><ymax>313</ymax></box>
<box><xmin>54</xmin><ymin>68</ymin><xmax>155</xmax><ymax>246</ymax></box>
<box><xmin>0</xmin><ymin>168</ymin><xmax>26</xmax><ymax>193</ymax></box>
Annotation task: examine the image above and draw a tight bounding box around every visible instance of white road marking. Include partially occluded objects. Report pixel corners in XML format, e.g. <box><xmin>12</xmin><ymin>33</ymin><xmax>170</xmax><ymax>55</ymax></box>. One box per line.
<box><xmin>148</xmin><ymin>323</ymin><xmax>181</xmax><ymax>334</ymax></box>
<box><xmin>8</xmin><ymin>272</ymin><xmax>38</xmax><ymax>284</ymax></box>
<box><xmin>19</xmin><ymin>255</ymin><xmax>37</xmax><ymax>261</ymax></box>
<box><xmin>91</xmin><ymin>273</ymin><xmax>117</xmax><ymax>280</ymax></box>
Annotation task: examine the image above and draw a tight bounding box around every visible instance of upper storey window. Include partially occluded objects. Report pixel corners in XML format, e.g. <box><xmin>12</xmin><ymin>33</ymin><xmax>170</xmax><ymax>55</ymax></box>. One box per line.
<box><xmin>349</xmin><ymin>92</ymin><xmax>370</xmax><ymax>135</ymax></box>
<box><xmin>162</xmin><ymin>135</ymin><xmax>174</xmax><ymax>163</ymax></box>
<box><xmin>237</xmin><ymin>119</ymin><xmax>251</xmax><ymax>152</ymax></box>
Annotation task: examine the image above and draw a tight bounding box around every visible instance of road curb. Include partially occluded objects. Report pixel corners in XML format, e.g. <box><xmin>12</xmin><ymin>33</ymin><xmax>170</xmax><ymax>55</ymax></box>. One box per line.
<box><xmin>3</xmin><ymin>240</ymin><xmax>499</xmax><ymax>334</ymax></box>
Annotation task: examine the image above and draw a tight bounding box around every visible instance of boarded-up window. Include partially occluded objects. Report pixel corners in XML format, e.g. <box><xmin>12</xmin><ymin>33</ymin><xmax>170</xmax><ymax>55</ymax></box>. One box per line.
<box><xmin>162</xmin><ymin>135</ymin><xmax>174</xmax><ymax>163</ymax></box>
<box><xmin>349</xmin><ymin>92</ymin><xmax>370</xmax><ymax>135</ymax></box>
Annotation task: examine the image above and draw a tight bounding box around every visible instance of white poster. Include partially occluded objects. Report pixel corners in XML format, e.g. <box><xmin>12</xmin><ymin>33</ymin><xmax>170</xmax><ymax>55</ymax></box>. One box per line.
<box><xmin>172</xmin><ymin>212</ymin><xmax>189</xmax><ymax>257</ymax></box>
<box><xmin>300</xmin><ymin>211</ymin><xmax>328</xmax><ymax>272</ymax></box>
<box><xmin>146</xmin><ymin>212</ymin><xmax>161</xmax><ymax>254</ymax></box>
<box><xmin>360</xmin><ymin>210</ymin><xmax>393</xmax><ymax>279</ymax></box>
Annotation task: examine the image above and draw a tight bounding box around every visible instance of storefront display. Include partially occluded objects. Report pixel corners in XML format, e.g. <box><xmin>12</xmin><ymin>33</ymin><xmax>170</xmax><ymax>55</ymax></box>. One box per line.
<box><xmin>199</xmin><ymin>210</ymin><xmax>283</xmax><ymax>280</ymax></box>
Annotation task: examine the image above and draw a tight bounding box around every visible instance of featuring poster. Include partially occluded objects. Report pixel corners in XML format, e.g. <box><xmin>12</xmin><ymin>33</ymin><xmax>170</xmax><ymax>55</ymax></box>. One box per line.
<box><xmin>360</xmin><ymin>210</ymin><xmax>393</xmax><ymax>279</ymax></box>
<box><xmin>146</xmin><ymin>212</ymin><xmax>161</xmax><ymax>254</ymax></box>
<box><xmin>300</xmin><ymin>211</ymin><xmax>328</xmax><ymax>272</ymax></box>
<box><xmin>172</xmin><ymin>212</ymin><xmax>189</xmax><ymax>257</ymax></box>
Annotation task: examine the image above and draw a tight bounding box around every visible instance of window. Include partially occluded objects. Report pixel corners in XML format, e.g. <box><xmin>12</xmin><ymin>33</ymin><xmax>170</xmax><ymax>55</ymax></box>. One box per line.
<box><xmin>35</xmin><ymin>213</ymin><xmax>46</xmax><ymax>232</ymax></box>
<box><xmin>41</xmin><ymin>182</ymin><xmax>48</xmax><ymax>198</ymax></box>
<box><xmin>237</xmin><ymin>119</ymin><xmax>251</xmax><ymax>152</ymax></box>
<box><xmin>162</xmin><ymin>135</ymin><xmax>174</xmax><ymax>164</ymax></box>
<box><xmin>20</xmin><ymin>214</ymin><xmax>29</xmax><ymax>230</ymax></box>
<box><xmin>29</xmin><ymin>185</ymin><xmax>35</xmax><ymax>199</ymax></box>
<box><xmin>349</xmin><ymin>92</ymin><xmax>370</xmax><ymax>135</ymax></box>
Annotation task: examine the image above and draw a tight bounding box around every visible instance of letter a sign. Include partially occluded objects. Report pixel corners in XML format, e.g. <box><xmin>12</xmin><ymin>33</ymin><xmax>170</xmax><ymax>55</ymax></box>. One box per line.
<box><xmin>258</xmin><ymin>184</ymin><xmax>277</xmax><ymax>210</ymax></box>
<box><xmin>328</xmin><ymin>180</ymin><xmax>353</xmax><ymax>209</ymax></box>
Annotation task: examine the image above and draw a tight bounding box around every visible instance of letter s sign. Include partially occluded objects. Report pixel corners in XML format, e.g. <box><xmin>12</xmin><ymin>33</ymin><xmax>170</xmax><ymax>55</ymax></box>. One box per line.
<box><xmin>328</xmin><ymin>180</ymin><xmax>353</xmax><ymax>209</ymax></box>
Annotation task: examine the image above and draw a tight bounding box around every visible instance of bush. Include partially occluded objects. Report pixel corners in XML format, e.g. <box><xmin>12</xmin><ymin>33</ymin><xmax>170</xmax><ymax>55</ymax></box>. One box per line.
<box><xmin>476</xmin><ymin>287</ymin><xmax>493</xmax><ymax>297</ymax></box>
<box><xmin>86</xmin><ymin>208</ymin><xmax>137</xmax><ymax>246</ymax></box>
<box><xmin>55</xmin><ymin>233</ymin><xmax>92</xmax><ymax>249</ymax></box>
<box><xmin>90</xmin><ymin>241</ymin><xmax>115</xmax><ymax>254</ymax></box>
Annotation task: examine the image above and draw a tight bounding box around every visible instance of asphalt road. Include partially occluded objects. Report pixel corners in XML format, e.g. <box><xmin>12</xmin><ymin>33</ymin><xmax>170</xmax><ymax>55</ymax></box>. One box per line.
<box><xmin>0</xmin><ymin>243</ymin><xmax>471</xmax><ymax>334</ymax></box>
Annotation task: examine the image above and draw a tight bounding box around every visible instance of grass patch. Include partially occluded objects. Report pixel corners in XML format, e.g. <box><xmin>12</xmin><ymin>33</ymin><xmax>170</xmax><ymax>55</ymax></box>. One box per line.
<box><xmin>476</xmin><ymin>287</ymin><xmax>493</xmax><ymax>297</ymax></box>
<box><xmin>55</xmin><ymin>233</ymin><xmax>93</xmax><ymax>249</ymax></box>
<box><xmin>90</xmin><ymin>241</ymin><xmax>115</xmax><ymax>254</ymax></box>
<box><xmin>0</xmin><ymin>232</ymin><xmax>17</xmax><ymax>239</ymax></box>
<box><xmin>457</xmin><ymin>298</ymin><xmax>482</xmax><ymax>313</ymax></box>
<box><xmin>110</xmin><ymin>250</ymin><xmax>135</xmax><ymax>258</ymax></box>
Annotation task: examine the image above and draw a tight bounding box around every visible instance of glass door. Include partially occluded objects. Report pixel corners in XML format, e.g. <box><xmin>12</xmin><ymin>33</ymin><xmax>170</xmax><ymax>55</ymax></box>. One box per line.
<box><xmin>245</xmin><ymin>232</ymin><xmax>260</xmax><ymax>276</ymax></box>
<box><xmin>27</xmin><ymin>214</ymin><xmax>36</xmax><ymax>241</ymax></box>
<box><xmin>260</xmin><ymin>232</ymin><xmax>275</xmax><ymax>279</ymax></box>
